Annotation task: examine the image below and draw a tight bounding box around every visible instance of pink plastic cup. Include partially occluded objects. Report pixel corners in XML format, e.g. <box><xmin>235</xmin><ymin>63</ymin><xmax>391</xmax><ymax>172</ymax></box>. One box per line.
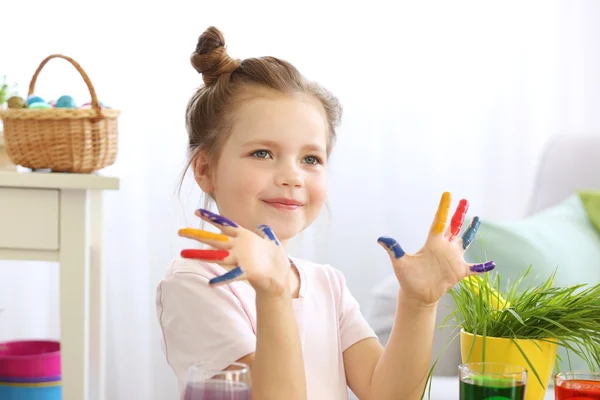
<box><xmin>0</xmin><ymin>340</ymin><xmax>60</xmax><ymax>379</ymax></box>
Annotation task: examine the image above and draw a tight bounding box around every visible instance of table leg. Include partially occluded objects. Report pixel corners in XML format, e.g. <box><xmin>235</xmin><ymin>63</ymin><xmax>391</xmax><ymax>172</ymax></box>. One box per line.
<box><xmin>89</xmin><ymin>190</ymin><xmax>105</xmax><ymax>400</ymax></box>
<box><xmin>59</xmin><ymin>189</ymin><xmax>90</xmax><ymax>400</ymax></box>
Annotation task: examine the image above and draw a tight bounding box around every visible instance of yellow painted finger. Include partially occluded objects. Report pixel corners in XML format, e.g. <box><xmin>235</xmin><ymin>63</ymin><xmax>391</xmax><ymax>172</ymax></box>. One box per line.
<box><xmin>178</xmin><ymin>228</ymin><xmax>229</xmax><ymax>242</ymax></box>
<box><xmin>464</xmin><ymin>275</ymin><xmax>510</xmax><ymax>310</ymax></box>
<box><xmin>431</xmin><ymin>192</ymin><xmax>452</xmax><ymax>235</ymax></box>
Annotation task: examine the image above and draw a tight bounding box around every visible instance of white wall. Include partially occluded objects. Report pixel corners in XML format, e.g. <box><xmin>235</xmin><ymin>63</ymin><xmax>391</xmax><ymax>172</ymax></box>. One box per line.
<box><xmin>1</xmin><ymin>1</ymin><xmax>600</xmax><ymax>398</ymax></box>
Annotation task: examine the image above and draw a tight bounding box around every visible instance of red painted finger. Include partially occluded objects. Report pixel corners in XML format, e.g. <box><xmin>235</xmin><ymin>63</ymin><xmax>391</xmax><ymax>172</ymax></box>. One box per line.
<box><xmin>181</xmin><ymin>249</ymin><xmax>230</xmax><ymax>261</ymax></box>
<box><xmin>449</xmin><ymin>199</ymin><xmax>469</xmax><ymax>242</ymax></box>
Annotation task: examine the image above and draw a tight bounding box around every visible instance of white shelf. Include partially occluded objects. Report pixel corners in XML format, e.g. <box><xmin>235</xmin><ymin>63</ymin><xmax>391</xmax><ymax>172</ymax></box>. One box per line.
<box><xmin>0</xmin><ymin>170</ymin><xmax>119</xmax><ymax>190</ymax></box>
<box><xmin>0</xmin><ymin>248</ymin><xmax>58</xmax><ymax>262</ymax></box>
<box><xmin>0</xmin><ymin>173</ymin><xmax>118</xmax><ymax>400</ymax></box>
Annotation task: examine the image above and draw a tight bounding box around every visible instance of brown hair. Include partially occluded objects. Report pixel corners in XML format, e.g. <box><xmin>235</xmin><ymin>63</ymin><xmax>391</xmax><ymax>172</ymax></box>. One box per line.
<box><xmin>183</xmin><ymin>26</ymin><xmax>342</xmax><ymax>195</ymax></box>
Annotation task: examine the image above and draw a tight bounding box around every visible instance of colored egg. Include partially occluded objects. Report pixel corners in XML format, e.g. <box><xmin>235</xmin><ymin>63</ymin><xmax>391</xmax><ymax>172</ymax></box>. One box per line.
<box><xmin>79</xmin><ymin>101</ymin><xmax>106</xmax><ymax>109</ymax></box>
<box><xmin>27</xmin><ymin>95</ymin><xmax>45</xmax><ymax>105</ymax></box>
<box><xmin>55</xmin><ymin>95</ymin><xmax>77</xmax><ymax>108</ymax></box>
<box><xmin>29</xmin><ymin>102</ymin><xmax>52</xmax><ymax>109</ymax></box>
<box><xmin>48</xmin><ymin>100</ymin><xmax>57</xmax><ymax>107</ymax></box>
<box><xmin>7</xmin><ymin>96</ymin><xmax>26</xmax><ymax>109</ymax></box>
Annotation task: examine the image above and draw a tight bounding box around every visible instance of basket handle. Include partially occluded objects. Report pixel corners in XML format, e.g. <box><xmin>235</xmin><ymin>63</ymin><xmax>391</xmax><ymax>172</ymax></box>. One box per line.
<box><xmin>28</xmin><ymin>54</ymin><xmax>104</xmax><ymax>117</ymax></box>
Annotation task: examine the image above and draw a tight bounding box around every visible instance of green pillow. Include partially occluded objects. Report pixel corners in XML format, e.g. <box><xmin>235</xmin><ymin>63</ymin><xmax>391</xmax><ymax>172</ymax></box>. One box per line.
<box><xmin>580</xmin><ymin>190</ymin><xmax>600</xmax><ymax>236</ymax></box>
<box><xmin>464</xmin><ymin>194</ymin><xmax>600</xmax><ymax>373</ymax></box>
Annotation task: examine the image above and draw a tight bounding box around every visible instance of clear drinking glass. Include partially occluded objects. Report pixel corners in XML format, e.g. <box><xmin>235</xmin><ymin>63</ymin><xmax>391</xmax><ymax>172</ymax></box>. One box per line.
<box><xmin>554</xmin><ymin>371</ymin><xmax>600</xmax><ymax>399</ymax></box>
<box><xmin>459</xmin><ymin>362</ymin><xmax>527</xmax><ymax>400</ymax></box>
<box><xmin>184</xmin><ymin>362</ymin><xmax>251</xmax><ymax>400</ymax></box>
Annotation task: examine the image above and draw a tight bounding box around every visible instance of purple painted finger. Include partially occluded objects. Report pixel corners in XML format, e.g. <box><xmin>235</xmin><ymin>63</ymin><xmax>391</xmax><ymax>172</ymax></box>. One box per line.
<box><xmin>198</xmin><ymin>209</ymin><xmax>238</xmax><ymax>227</ymax></box>
<box><xmin>470</xmin><ymin>261</ymin><xmax>496</xmax><ymax>273</ymax></box>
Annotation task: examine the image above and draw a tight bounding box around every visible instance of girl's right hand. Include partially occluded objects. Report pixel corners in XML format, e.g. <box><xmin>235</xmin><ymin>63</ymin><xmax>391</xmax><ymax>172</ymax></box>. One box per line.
<box><xmin>178</xmin><ymin>209</ymin><xmax>292</xmax><ymax>297</ymax></box>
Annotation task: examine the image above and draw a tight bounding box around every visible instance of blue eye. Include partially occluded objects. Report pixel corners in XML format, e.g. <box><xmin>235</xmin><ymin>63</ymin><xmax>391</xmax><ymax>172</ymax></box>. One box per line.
<box><xmin>251</xmin><ymin>150</ymin><xmax>271</xmax><ymax>159</ymax></box>
<box><xmin>303</xmin><ymin>155</ymin><xmax>322</xmax><ymax>165</ymax></box>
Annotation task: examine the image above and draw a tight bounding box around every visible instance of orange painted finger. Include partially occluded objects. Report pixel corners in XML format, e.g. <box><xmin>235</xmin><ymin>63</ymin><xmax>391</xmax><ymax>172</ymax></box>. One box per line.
<box><xmin>431</xmin><ymin>192</ymin><xmax>452</xmax><ymax>235</ymax></box>
<box><xmin>178</xmin><ymin>228</ymin><xmax>229</xmax><ymax>242</ymax></box>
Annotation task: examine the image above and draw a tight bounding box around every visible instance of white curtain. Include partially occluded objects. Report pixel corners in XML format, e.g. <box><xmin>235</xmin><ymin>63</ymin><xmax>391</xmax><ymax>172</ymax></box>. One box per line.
<box><xmin>1</xmin><ymin>1</ymin><xmax>600</xmax><ymax>398</ymax></box>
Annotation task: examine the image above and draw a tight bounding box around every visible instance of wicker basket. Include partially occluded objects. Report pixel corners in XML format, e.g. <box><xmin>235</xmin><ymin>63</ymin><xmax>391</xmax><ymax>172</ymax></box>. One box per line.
<box><xmin>0</xmin><ymin>54</ymin><xmax>120</xmax><ymax>173</ymax></box>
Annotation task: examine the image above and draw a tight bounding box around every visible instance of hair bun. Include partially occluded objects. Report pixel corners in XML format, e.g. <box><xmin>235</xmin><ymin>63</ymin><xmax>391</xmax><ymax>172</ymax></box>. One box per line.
<box><xmin>191</xmin><ymin>26</ymin><xmax>240</xmax><ymax>85</ymax></box>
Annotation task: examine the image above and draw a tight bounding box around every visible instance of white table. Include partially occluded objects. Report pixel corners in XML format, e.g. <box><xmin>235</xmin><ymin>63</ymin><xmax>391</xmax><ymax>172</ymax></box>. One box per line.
<box><xmin>0</xmin><ymin>171</ymin><xmax>119</xmax><ymax>400</ymax></box>
<box><xmin>349</xmin><ymin>376</ymin><xmax>555</xmax><ymax>399</ymax></box>
<box><xmin>426</xmin><ymin>376</ymin><xmax>555</xmax><ymax>400</ymax></box>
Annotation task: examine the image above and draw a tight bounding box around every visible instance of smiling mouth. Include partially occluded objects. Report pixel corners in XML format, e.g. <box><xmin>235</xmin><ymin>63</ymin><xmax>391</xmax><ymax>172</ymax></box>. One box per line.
<box><xmin>262</xmin><ymin>199</ymin><xmax>305</xmax><ymax>211</ymax></box>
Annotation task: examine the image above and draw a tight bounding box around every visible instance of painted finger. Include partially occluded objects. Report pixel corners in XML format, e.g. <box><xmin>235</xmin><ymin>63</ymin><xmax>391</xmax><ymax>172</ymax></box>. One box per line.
<box><xmin>468</xmin><ymin>260</ymin><xmax>496</xmax><ymax>273</ymax></box>
<box><xmin>178</xmin><ymin>228</ymin><xmax>231</xmax><ymax>249</ymax></box>
<box><xmin>254</xmin><ymin>224</ymin><xmax>280</xmax><ymax>246</ymax></box>
<box><xmin>180</xmin><ymin>249</ymin><xmax>232</xmax><ymax>262</ymax></box>
<box><xmin>430</xmin><ymin>192</ymin><xmax>452</xmax><ymax>236</ymax></box>
<box><xmin>447</xmin><ymin>199</ymin><xmax>469</xmax><ymax>241</ymax></box>
<box><xmin>209</xmin><ymin>266</ymin><xmax>245</xmax><ymax>286</ymax></box>
<box><xmin>195</xmin><ymin>209</ymin><xmax>239</xmax><ymax>235</ymax></box>
<box><xmin>461</xmin><ymin>216</ymin><xmax>481</xmax><ymax>250</ymax></box>
<box><xmin>377</xmin><ymin>236</ymin><xmax>406</xmax><ymax>260</ymax></box>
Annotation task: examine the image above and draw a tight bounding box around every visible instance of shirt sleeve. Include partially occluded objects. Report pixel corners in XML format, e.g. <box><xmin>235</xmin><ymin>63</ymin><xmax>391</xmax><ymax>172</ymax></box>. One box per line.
<box><xmin>156</xmin><ymin>269</ymin><xmax>256</xmax><ymax>394</ymax></box>
<box><xmin>334</xmin><ymin>269</ymin><xmax>378</xmax><ymax>352</ymax></box>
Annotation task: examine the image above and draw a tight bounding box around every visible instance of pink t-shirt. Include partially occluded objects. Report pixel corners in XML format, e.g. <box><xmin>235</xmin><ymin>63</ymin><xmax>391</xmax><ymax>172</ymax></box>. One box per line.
<box><xmin>156</xmin><ymin>256</ymin><xmax>377</xmax><ymax>399</ymax></box>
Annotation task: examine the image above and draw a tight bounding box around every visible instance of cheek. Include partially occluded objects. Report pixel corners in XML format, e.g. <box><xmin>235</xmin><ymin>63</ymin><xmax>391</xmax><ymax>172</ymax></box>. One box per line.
<box><xmin>307</xmin><ymin>172</ymin><xmax>328</xmax><ymax>207</ymax></box>
<box><xmin>237</xmin><ymin>167</ymin><xmax>267</xmax><ymax>195</ymax></box>
<box><xmin>215</xmin><ymin>160</ymin><xmax>265</xmax><ymax>198</ymax></box>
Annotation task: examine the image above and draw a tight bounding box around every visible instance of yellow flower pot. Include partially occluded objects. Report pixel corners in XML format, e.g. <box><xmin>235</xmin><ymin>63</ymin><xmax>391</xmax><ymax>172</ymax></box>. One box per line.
<box><xmin>460</xmin><ymin>330</ymin><xmax>558</xmax><ymax>400</ymax></box>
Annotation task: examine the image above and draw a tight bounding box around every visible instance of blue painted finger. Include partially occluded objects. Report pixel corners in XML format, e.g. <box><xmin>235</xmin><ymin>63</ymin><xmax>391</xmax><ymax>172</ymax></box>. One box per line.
<box><xmin>377</xmin><ymin>236</ymin><xmax>406</xmax><ymax>259</ymax></box>
<box><xmin>461</xmin><ymin>216</ymin><xmax>481</xmax><ymax>250</ymax></box>
<box><xmin>256</xmin><ymin>224</ymin><xmax>279</xmax><ymax>246</ymax></box>
<box><xmin>470</xmin><ymin>261</ymin><xmax>496</xmax><ymax>273</ymax></box>
<box><xmin>209</xmin><ymin>266</ymin><xmax>244</xmax><ymax>285</ymax></box>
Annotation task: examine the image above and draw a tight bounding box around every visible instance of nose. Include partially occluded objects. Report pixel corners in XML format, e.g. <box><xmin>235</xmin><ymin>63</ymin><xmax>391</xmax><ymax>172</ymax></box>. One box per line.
<box><xmin>275</xmin><ymin>162</ymin><xmax>303</xmax><ymax>188</ymax></box>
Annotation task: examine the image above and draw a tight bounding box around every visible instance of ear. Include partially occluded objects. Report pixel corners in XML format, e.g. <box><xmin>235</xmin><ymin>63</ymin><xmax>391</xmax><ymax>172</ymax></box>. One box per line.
<box><xmin>192</xmin><ymin>151</ymin><xmax>214</xmax><ymax>194</ymax></box>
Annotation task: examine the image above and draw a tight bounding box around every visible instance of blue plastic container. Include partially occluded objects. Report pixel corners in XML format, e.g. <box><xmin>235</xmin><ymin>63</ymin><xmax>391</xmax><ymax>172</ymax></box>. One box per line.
<box><xmin>0</xmin><ymin>382</ymin><xmax>62</xmax><ymax>400</ymax></box>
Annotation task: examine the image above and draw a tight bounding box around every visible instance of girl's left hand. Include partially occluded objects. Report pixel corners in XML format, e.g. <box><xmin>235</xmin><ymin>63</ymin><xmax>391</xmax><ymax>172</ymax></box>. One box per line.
<box><xmin>377</xmin><ymin>192</ymin><xmax>495</xmax><ymax>307</ymax></box>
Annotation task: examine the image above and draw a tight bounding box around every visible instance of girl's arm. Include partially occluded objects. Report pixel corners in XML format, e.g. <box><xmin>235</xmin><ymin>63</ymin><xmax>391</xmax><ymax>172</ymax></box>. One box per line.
<box><xmin>343</xmin><ymin>292</ymin><xmax>437</xmax><ymax>400</ymax></box>
<box><xmin>238</xmin><ymin>288</ymin><xmax>306</xmax><ymax>400</ymax></box>
<box><xmin>180</xmin><ymin>210</ymin><xmax>307</xmax><ymax>399</ymax></box>
<box><xmin>344</xmin><ymin>193</ymin><xmax>493</xmax><ymax>400</ymax></box>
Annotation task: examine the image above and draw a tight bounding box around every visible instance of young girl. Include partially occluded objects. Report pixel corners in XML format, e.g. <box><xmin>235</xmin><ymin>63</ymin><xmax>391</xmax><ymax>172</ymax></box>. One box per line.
<box><xmin>156</xmin><ymin>26</ymin><xmax>495</xmax><ymax>400</ymax></box>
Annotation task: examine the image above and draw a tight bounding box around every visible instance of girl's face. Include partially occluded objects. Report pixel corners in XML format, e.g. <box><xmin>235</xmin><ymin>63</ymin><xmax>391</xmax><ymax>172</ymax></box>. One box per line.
<box><xmin>195</xmin><ymin>89</ymin><xmax>329</xmax><ymax>244</ymax></box>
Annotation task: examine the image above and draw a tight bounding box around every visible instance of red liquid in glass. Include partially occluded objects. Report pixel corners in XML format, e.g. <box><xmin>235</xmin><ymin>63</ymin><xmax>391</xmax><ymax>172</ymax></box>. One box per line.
<box><xmin>555</xmin><ymin>379</ymin><xmax>600</xmax><ymax>400</ymax></box>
